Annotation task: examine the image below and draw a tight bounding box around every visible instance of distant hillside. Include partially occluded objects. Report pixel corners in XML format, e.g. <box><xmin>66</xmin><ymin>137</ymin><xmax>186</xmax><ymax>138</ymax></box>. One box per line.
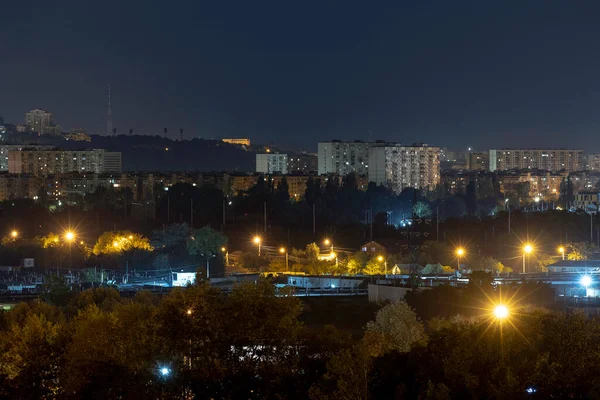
<box><xmin>3</xmin><ymin>133</ymin><xmax>256</xmax><ymax>172</ymax></box>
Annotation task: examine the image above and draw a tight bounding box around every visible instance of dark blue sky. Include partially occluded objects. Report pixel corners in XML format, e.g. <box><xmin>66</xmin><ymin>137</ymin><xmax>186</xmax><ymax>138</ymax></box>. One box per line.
<box><xmin>2</xmin><ymin>1</ymin><xmax>600</xmax><ymax>151</ymax></box>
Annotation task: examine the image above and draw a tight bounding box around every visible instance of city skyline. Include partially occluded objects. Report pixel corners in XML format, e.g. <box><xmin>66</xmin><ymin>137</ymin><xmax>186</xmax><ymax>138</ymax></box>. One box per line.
<box><xmin>3</xmin><ymin>2</ymin><xmax>600</xmax><ymax>151</ymax></box>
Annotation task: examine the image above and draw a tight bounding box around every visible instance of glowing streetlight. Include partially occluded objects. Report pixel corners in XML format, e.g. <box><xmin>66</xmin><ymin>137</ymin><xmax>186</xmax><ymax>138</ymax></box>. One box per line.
<box><xmin>128</xmin><ymin>235</ymin><xmax>133</xmax><ymax>240</ymax></box>
<box><xmin>523</xmin><ymin>244</ymin><xmax>533</xmax><ymax>273</ymax></box>
<box><xmin>581</xmin><ymin>275</ymin><xmax>592</xmax><ymax>287</ymax></box>
<box><xmin>324</xmin><ymin>238</ymin><xmax>333</xmax><ymax>252</ymax></box>
<box><xmin>221</xmin><ymin>247</ymin><xmax>229</xmax><ymax>266</ymax></box>
<box><xmin>280</xmin><ymin>247</ymin><xmax>289</xmax><ymax>270</ymax></box>
<box><xmin>10</xmin><ymin>230</ymin><xmax>18</xmax><ymax>238</ymax></box>
<box><xmin>558</xmin><ymin>246</ymin><xmax>565</xmax><ymax>260</ymax></box>
<box><xmin>65</xmin><ymin>231</ymin><xmax>75</xmax><ymax>242</ymax></box>
<box><xmin>253</xmin><ymin>236</ymin><xmax>261</xmax><ymax>256</ymax></box>
<box><xmin>186</xmin><ymin>309</ymin><xmax>192</xmax><ymax>315</ymax></box>
<box><xmin>160</xmin><ymin>367</ymin><xmax>170</xmax><ymax>376</ymax></box>
<box><xmin>456</xmin><ymin>247</ymin><xmax>465</xmax><ymax>271</ymax></box>
<box><xmin>113</xmin><ymin>241</ymin><xmax>119</xmax><ymax>248</ymax></box>
<box><xmin>377</xmin><ymin>255</ymin><xmax>387</xmax><ymax>275</ymax></box>
<box><xmin>493</xmin><ymin>305</ymin><xmax>509</xmax><ymax>320</ymax></box>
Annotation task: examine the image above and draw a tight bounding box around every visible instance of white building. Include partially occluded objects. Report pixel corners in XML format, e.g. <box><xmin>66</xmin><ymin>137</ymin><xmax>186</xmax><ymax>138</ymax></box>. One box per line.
<box><xmin>256</xmin><ymin>153</ymin><xmax>288</xmax><ymax>174</ymax></box>
<box><xmin>8</xmin><ymin>149</ymin><xmax>122</xmax><ymax>175</ymax></box>
<box><xmin>368</xmin><ymin>144</ymin><xmax>440</xmax><ymax>194</ymax></box>
<box><xmin>489</xmin><ymin>149</ymin><xmax>583</xmax><ymax>173</ymax></box>
<box><xmin>318</xmin><ymin>140</ymin><xmax>378</xmax><ymax>176</ymax></box>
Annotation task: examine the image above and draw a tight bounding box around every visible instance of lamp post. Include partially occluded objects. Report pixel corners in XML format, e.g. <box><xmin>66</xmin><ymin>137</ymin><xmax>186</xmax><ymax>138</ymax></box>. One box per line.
<box><xmin>377</xmin><ymin>255</ymin><xmax>387</xmax><ymax>275</ymax></box>
<box><xmin>202</xmin><ymin>254</ymin><xmax>216</xmax><ymax>279</ymax></box>
<box><xmin>324</xmin><ymin>238</ymin><xmax>333</xmax><ymax>252</ymax></box>
<box><xmin>456</xmin><ymin>247</ymin><xmax>465</xmax><ymax>271</ymax></box>
<box><xmin>253</xmin><ymin>236</ymin><xmax>261</xmax><ymax>256</ymax></box>
<box><xmin>558</xmin><ymin>246</ymin><xmax>565</xmax><ymax>261</ymax></box>
<box><xmin>221</xmin><ymin>247</ymin><xmax>229</xmax><ymax>266</ymax></box>
<box><xmin>10</xmin><ymin>230</ymin><xmax>17</xmax><ymax>239</ymax></box>
<box><xmin>65</xmin><ymin>230</ymin><xmax>75</xmax><ymax>269</ymax></box>
<box><xmin>280</xmin><ymin>247</ymin><xmax>288</xmax><ymax>270</ymax></box>
<box><xmin>523</xmin><ymin>244</ymin><xmax>533</xmax><ymax>273</ymax></box>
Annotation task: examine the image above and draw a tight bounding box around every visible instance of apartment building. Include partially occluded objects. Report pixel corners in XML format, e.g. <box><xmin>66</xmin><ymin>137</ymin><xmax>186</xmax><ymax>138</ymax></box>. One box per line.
<box><xmin>489</xmin><ymin>149</ymin><xmax>583</xmax><ymax>173</ymax></box>
<box><xmin>7</xmin><ymin>149</ymin><xmax>122</xmax><ymax>175</ymax></box>
<box><xmin>368</xmin><ymin>144</ymin><xmax>441</xmax><ymax>194</ymax></box>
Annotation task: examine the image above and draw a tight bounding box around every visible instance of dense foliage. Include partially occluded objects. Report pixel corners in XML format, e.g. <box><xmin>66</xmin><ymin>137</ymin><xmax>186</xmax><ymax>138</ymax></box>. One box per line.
<box><xmin>0</xmin><ymin>281</ymin><xmax>596</xmax><ymax>399</ymax></box>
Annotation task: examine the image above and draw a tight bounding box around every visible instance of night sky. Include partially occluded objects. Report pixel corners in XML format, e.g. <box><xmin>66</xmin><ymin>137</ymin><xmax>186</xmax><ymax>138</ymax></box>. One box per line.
<box><xmin>2</xmin><ymin>1</ymin><xmax>600</xmax><ymax>151</ymax></box>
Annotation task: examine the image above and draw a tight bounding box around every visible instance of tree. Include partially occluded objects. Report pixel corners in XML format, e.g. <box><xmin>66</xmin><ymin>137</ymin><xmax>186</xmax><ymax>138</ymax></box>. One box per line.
<box><xmin>515</xmin><ymin>181</ymin><xmax>531</xmax><ymax>201</ymax></box>
<box><xmin>304</xmin><ymin>177</ymin><xmax>321</xmax><ymax>206</ymax></box>
<box><xmin>92</xmin><ymin>230</ymin><xmax>153</xmax><ymax>255</ymax></box>
<box><xmin>187</xmin><ymin>226</ymin><xmax>228</xmax><ymax>276</ymax></box>
<box><xmin>40</xmin><ymin>233</ymin><xmax>61</xmax><ymax>249</ymax></box>
<box><xmin>422</xmin><ymin>263</ymin><xmax>445</xmax><ymax>274</ymax></box>
<box><xmin>305</xmin><ymin>242</ymin><xmax>320</xmax><ymax>262</ymax></box>
<box><xmin>535</xmin><ymin>253</ymin><xmax>557</xmax><ymax>272</ymax></box>
<box><xmin>567</xmin><ymin>242</ymin><xmax>597</xmax><ymax>261</ymax></box>
<box><xmin>275</xmin><ymin>176</ymin><xmax>290</xmax><ymax>204</ymax></box>
<box><xmin>363</xmin><ymin>257</ymin><xmax>385</xmax><ymax>275</ymax></box>
<box><xmin>478</xmin><ymin>257</ymin><xmax>505</xmax><ymax>273</ymax></box>
<box><xmin>413</xmin><ymin>201</ymin><xmax>432</xmax><ymax>218</ymax></box>
<box><xmin>0</xmin><ymin>313</ymin><xmax>63</xmax><ymax>399</ymax></box>
<box><xmin>365</xmin><ymin>301</ymin><xmax>425</xmax><ymax>354</ymax></box>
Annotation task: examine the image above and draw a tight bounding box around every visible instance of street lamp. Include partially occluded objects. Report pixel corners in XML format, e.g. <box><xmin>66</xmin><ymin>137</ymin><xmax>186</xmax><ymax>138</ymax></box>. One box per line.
<box><xmin>324</xmin><ymin>238</ymin><xmax>333</xmax><ymax>252</ymax></box>
<box><xmin>493</xmin><ymin>305</ymin><xmax>509</xmax><ymax>320</ymax></box>
<box><xmin>456</xmin><ymin>247</ymin><xmax>465</xmax><ymax>271</ymax></box>
<box><xmin>581</xmin><ymin>275</ymin><xmax>592</xmax><ymax>287</ymax></box>
<box><xmin>221</xmin><ymin>247</ymin><xmax>229</xmax><ymax>266</ymax></box>
<box><xmin>558</xmin><ymin>246</ymin><xmax>565</xmax><ymax>261</ymax></box>
<box><xmin>253</xmin><ymin>236</ymin><xmax>261</xmax><ymax>256</ymax></box>
<box><xmin>377</xmin><ymin>255</ymin><xmax>387</xmax><ymax>275</ymax></box>
<box><xmin>523</xmin><ymin>244</ymin><xmax>533</xmax><ymax>273</ymax></box>
<box><xmin>280</xmin><ymin>247</ymin><xmax>289</xmax><ymax>270</ymax></box>
<box><xmin>65</xmin><ymin>231</ymin><xmax>75</xmax><ymax>242</ymax></box>
<box><xmin>10</xmin><ymin>230</ymin><xmax>17</xmax><ymax>239</ymax></box>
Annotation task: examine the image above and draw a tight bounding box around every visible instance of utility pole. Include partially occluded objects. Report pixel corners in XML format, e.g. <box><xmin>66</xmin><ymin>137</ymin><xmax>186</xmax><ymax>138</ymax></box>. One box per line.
<box><xmin>591</xmin><ymin>212</ymin><xmax>594</xmax><ymax>244</ymax></box>
<box><xmin>312</xmin><ymin>203</ymin><xmax>316</xmax><ymax>234</ymax></box>
<box><xmin>370</xmin><ymin>207</ymin><xmax>373</xmax><ymax>239</ymax></box>
<box><xmin>436</xmin><ymin>205</ymin><xmax>439</xmax><ymax>241</ymax></box>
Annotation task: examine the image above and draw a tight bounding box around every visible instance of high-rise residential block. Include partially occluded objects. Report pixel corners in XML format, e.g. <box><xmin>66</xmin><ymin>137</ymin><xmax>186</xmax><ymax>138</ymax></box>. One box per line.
<box><xmin>0</xmin><ymin>145</ymin><xmax>54</xmax><ymax>171</ymax></box>
<box><xmin>25</xmin><ymin>109</ymin><xmax>58</xmax><ymax>134</ymax></box>
<box><xmin>368</xmin><ymin>144</ymin><xmax>441</xmax><ymax>194</ymax></box>
<box><xmin>7</xmin><ymin>149</ymin><xmax>122</xmax><ymax>175</ymax></box>
<box><xmin>103</xmin><ymin>151</ymin><xmax>123</xmax><ymax>173</ymax></box>
<box><xmin>318</xmin><ymin>140</ymin><xmax>377</xmax><ymax>176</ymax></box>
<box><xmin>288</xmin><ymin>152</ymin><xmax>317</xmax><ymax>174</ymax></box>
<box><xmin>256</xmin><ymin>153</ymin><xmax>288</xmax><ymax>174</ymax></box>
<box><xmin>465</xmin><ymin>152</ymin><xmax>489</xmax><ymax>171</ymax></box>
<box><xmin>585</xmin><ymin>154</ymin><xmax>600</xmax><ymax>171</ymax></box>
<box><xmin>489</xmin><ymin>149</ymin><xmax>583</xmax><ymax>173</ymax></box>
